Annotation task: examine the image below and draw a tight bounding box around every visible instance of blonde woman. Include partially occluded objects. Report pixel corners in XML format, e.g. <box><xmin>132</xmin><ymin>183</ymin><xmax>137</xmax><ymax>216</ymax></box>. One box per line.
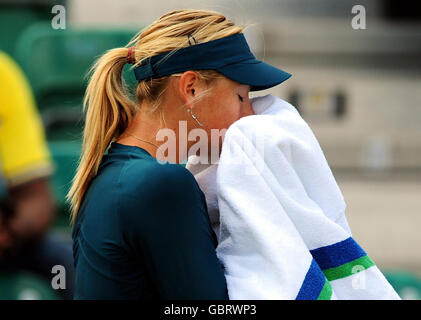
<box><xmin>68</xmin><ymin>9</ymin><xmax>291</xmax><ymax>299</ymax></box>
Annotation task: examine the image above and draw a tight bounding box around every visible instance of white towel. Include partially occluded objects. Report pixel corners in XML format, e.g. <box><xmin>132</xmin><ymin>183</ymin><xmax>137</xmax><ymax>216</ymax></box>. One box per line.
<box><xmin>186</xmin><ymin>94</ymin><xmax>400</xmax><ymax>300</ymax></box>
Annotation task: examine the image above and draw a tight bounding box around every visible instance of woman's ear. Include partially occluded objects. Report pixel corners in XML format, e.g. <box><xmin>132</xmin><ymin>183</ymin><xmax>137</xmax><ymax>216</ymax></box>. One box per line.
<box><xmin>178</xmin><ymin>71</ymin><xmax>201</xmax><ymax>108</ymax></box>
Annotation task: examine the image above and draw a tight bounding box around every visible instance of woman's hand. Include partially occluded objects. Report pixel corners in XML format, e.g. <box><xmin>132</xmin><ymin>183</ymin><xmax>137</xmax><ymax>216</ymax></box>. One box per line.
<box><xmin>8</xmin><ymin>179</ymin><xmax>55</xmax><ymax>241</ymax></box>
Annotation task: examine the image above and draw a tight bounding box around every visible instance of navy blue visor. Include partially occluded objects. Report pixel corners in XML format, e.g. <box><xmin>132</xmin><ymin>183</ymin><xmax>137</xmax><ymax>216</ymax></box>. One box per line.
<box><xmin>133</xmin><ymin>33</ymin><xmax>291</xmax><ymax>91</ymax></box>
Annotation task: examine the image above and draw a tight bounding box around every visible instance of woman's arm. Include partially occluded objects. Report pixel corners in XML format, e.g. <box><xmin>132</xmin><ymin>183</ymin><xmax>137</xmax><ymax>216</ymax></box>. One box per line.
<box><xmin>119</xmin><ymin>163</ymin><xmax>228</xmax><ymax>300</ymax></box>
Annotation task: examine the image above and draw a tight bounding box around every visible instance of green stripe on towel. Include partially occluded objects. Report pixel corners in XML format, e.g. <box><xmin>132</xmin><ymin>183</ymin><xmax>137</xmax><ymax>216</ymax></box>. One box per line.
<box><xmin>317</xmin><ymin>279</ymin><xmax>333</xmax><ymax>300</ymax></box>
<box><xmin>323</xmin><ymin>255</ymin><xmax>375</xmax><ymax>281</ymax></box>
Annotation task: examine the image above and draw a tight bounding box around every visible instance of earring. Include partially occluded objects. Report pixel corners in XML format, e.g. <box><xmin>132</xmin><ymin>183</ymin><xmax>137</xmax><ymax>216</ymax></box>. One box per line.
<box><xmin>187</xmin><ymin>108</ymin><xmax>204</xmax><ymax>127</ymax></box>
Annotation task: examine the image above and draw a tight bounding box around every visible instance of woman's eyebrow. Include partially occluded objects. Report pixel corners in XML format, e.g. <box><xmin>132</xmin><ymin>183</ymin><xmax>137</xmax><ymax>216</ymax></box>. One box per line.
<box><xmin>238</xmin><ymin>85</ymin><xmax>250</xmax><ymax>94</ymax></box>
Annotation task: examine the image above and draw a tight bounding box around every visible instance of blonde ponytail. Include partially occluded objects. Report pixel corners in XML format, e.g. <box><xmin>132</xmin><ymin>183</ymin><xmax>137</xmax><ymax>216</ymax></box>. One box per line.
<box><xmin>67</xmin><ymin>9</ymin><xmax>245</xmax><ymax>223</ymax></box>
<box><xmin>67</xmin><ymin>47</ymin><xmax>136</xmax><ymax>222</ymax></box>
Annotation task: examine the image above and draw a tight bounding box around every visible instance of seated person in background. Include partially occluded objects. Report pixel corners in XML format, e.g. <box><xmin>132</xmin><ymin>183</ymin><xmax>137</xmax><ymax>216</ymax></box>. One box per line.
<box><xmin>0</xmin><ymin>51</ymin><xmax>74</xmax><ymax>299</ymax></box>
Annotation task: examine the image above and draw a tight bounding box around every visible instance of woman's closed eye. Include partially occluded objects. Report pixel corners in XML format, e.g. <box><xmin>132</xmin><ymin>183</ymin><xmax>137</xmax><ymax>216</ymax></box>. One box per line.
<box><xmin>238</xmin><ymin>94</ymin><xmax>244</xmax><ymax>102</ymax></box>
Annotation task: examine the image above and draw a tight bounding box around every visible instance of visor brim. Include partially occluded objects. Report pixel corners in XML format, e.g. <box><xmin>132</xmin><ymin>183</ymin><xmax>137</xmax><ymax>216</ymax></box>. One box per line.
<box><xmin>218</xmin><ymin>59</ymin><xmax>291</xmax><ymax>91</ymax></box>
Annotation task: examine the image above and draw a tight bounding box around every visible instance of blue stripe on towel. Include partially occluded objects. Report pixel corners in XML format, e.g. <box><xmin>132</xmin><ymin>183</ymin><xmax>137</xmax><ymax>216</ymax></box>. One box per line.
<box><xmin>296</xmin><ymin>259</ymin><xmax>326</xmax><ymax>300</ymax></box>
<box><xmin>310</xmin><ymin>237</ymin><xmax>367</xmax><ymax>270</ymax></box>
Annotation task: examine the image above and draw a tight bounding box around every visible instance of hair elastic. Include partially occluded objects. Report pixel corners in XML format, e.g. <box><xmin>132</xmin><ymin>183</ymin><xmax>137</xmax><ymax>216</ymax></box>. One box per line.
<box><xmin>127</xmin><ymin>46</ymin><xmax>136</xmax><ymax>65</ymax></box>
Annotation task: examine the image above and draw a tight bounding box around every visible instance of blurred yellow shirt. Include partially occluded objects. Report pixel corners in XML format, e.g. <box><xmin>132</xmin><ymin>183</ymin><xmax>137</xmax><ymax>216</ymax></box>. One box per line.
<box><xmin>0</xmin><ymin>51</ymin><xmax>53</xmax><ymax>188</ymax></box>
